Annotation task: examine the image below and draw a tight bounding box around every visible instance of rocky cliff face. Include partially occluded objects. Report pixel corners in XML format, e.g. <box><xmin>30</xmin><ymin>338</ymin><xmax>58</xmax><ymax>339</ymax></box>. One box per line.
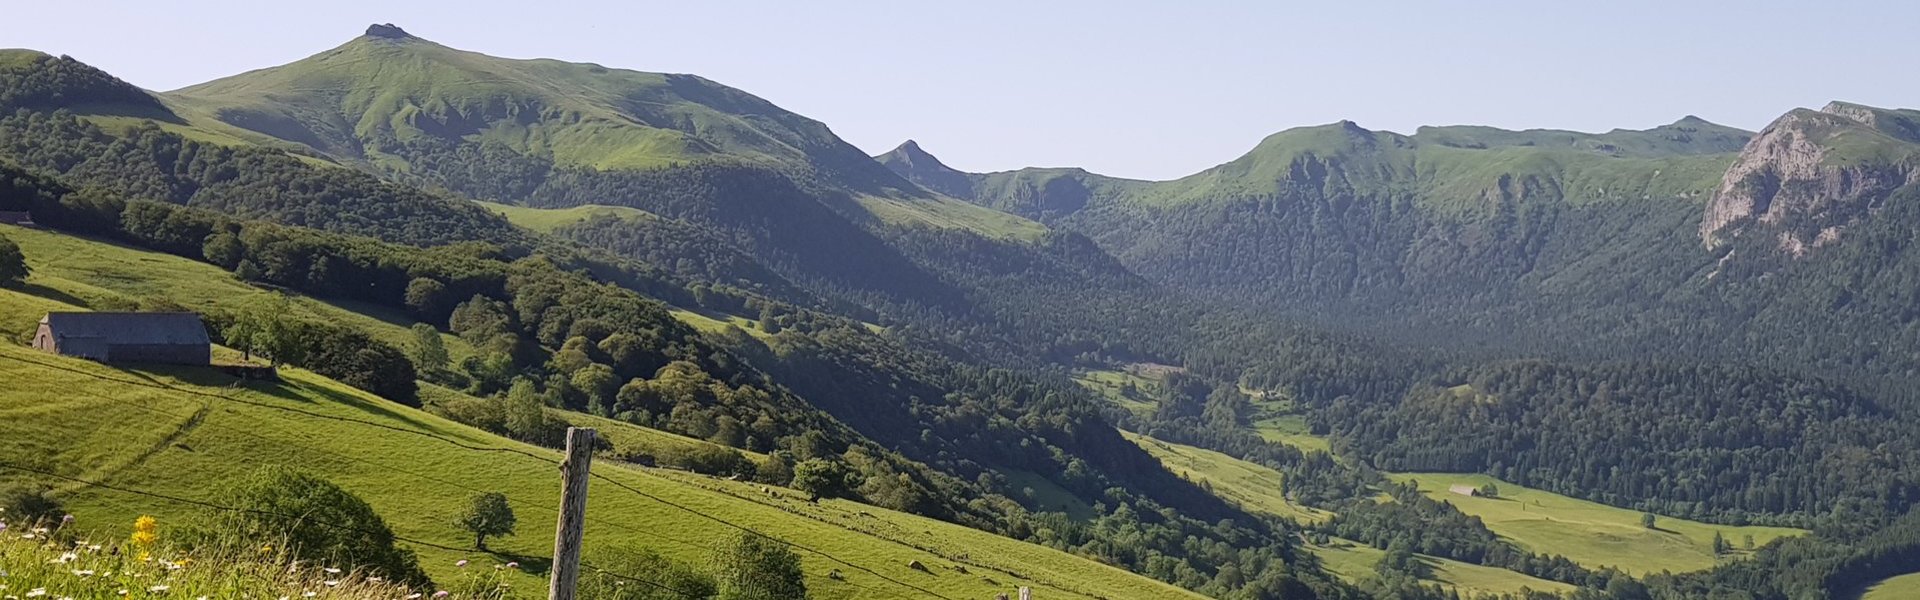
<box><xmin>1702</xmin><ymin>102</ymin><xmax>1920</xmax><ymax>254</ymax></box>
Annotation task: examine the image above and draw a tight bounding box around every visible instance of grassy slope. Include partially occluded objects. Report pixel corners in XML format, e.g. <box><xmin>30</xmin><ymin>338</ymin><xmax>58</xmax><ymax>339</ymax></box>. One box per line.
<box><xmin>0</xmin><ymin>225</ymin><xmax>474</xmax><ymax>361</ymax></box>
<box><xmin>1249</xmin><ymin>414</ymin><xmax>1332</xmax><ymax>454</ymax></box>
<box><xmin>1389</xmin><ymin>473</ymin><xmax>1806</xmax><ymax>575</ymax></box>
<box><xmin>1119</xmin><ymin>432</ymin><xmax>1569</xmax><ymax>595</ymax></box>
<box><xmin>1309</xmin><ymin>539</ymin><xmax>1575</xmax><ymax>597</ymax></box>
<box><xmin>0</xmin><ymin>236</ymin><xmax>1203</xmax><ymax>600</ymax></box>
<box><xmin>1123</xmin><ymin>431</ymin><xmax>1329</xmax><ymax>524</ymax></box>
<box><xmin>1071</xmin><ymin>368</ymin><xmax>1157</xmax><ymax>417</ymax></box>
<box><xmin>0</xmin><ymin>342</ymin><xmax>1199</xmax><ymax>600</ymax></box>
<box><xmin>1859</xmin><ymin>571</ymin><xmax>1920</xmax><ymax>600</ymax></box>
<box><xmin>156</xmin><ymin>33</ymin><xmax>1045</xmax><ymax>242</ymax></box>
<box><xmin>472</xmin><ymin>200</ymin><xmax>656</xmax><ymax>233</ymax></box>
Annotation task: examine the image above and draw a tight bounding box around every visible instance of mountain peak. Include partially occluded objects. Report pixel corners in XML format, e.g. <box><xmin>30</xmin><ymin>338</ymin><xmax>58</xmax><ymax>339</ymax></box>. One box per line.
<box><xmin>363</xmin><ymin>23</ymin><xmax>416</xmax><ymax>40</ymax></box>
<box><xmin>875</xmin><ymin>139</ymin><xmax>974</xmax><ymax>198</ymax></box>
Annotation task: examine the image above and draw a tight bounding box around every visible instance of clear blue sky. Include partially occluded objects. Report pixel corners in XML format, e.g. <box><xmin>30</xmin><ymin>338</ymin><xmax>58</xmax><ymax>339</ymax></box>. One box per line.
<box><xmin>3</xmin><ymin>0</ymin><xmax>1912</xmax><ymax>180</ymax></box>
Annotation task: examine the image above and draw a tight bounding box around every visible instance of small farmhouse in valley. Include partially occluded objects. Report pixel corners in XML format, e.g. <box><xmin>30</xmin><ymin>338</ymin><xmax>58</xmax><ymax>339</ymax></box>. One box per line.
<box><xmin>1448</xmin><ymin>484</ymin><xmax>1482</xmax><ymax>498</ymax></box>
<box><xmin>0</xmin><ymin>211</ymin><xmax>31</xmax><ymax>226</ymax></box>
<box><xmin>32</xmin><ymin>312</ymin><xmax>211</xmax><ymax>365</ymax></box>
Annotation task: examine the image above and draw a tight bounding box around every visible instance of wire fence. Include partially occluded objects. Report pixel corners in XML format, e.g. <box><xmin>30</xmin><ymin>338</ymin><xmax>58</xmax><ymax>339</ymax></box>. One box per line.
<box><xmin>0</xmin><ymin>351</ymin><xmax>1006</xmax><ymax>600</ymax></box>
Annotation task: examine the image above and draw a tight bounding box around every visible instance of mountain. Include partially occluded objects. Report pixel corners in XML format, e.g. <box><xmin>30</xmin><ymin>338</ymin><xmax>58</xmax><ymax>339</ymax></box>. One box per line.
<box><xmin>874</xmin><ymin>140</ymin><xmax>1149</xmax><ymax>217</ymax></box>
<box><xmin>886</xmin><ymin>116</ymin><xmax>1749</xmax><ymax>219</ymax></box>
<box><xmin>160</xmin><ymin>24</ymin><xmax>1038</xmax><ymax>239</ymax></box>
<box><xmin>1702</xmin><ymin>101</ymin><xmax>1920</xmax><ymax>253</ymax></box>
<box><xmin>19</xmin><ymin>22</ymin><xmax>1920</xmax><ymax>599</ymax></box>
<box><xmin>167</xmin><ymin>24</ymin><xmax>882</xmax><ymax>178</ymax></box>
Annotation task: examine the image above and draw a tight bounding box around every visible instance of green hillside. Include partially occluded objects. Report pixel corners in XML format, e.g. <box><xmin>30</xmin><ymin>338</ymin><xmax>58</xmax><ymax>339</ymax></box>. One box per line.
<box><xmin>1119</xmin><ymin>432</ymin><xmax>1574</xmax><ymax>596</ymax></box>
<box><xmin>0</xmin><ymin>224</ymin><xmax>472</xmax><ymax>361</ymax></box>
<box><xmin>1860</xmin><ymin>571</ymin><xmax>1920</xmax><ymax>600</ymax></box>
<box><xmin>164</xmin><ymin>25</ymin><xmax>872</xmax><ymax>174</ymax></box>
<box><xmin>1389</xmin><ymin>473</ymin><xmax>1805</xmax><ymax>575</ymax></box>
<box><xmin>0</xmin><ymin>228</ymin><xmax>1205</xmax><ymax>600</ymax></box>
<box><xmin>472</xmin><ymin>200</ymin><xmax>656</xmax><ymax>233</ymax></box>
<box><xmin>1309</xmin><ymin>539</ymin><xmax>1575</xmax><ymax>598</ymax></box>
<box><xmin>0</xmin><ymin>341</ymin><xmax>1201</xmax><ymax>600</ymax></box>
<box><xmin>157</xmin><ymin>25</ymin><xmax>1039</xmax><ymax>242</ymax></box>
<box><xmin>1123</xmin><ymin>431</ymin><xmax>1329</xmax><ymax>524</ymax></box>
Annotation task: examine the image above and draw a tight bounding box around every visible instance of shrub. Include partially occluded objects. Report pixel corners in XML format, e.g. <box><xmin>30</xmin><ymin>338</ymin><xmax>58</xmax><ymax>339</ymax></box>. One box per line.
<box><xmin>714</xmin><ymin>532</ymin><xmax>804</xmax><ymax>600</ymax></box>
<box><xmin>195</xmin><ymin>467</ymin><xmax>429</xmax><ymax>586</ymax></box>
<box><xmin>0</xmin><ymin>483</ymin><xmax>62</xmax><ymax>523</ymax></box>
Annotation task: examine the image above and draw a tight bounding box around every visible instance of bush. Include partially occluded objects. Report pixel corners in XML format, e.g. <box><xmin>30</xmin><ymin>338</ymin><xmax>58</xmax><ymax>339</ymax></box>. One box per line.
<box><xmin>714</xmin><ymin>532</ymin><xmax>804</xmax><ymax>600</ymax></box>
<box><xmin>195</xmin><ymin>467</ymin><xmax>429</xmax><ymax>586</ymax></box>
<box><xmin>678</xmin><ymin>445</ymin><xmax>757</xmax><ymax>479</ymax></box>
<box><xmin>0</xmin><ymin>233</ymin><xmax>27</xmax><ymax>287</ymax></box>
<box><xmin>0</xmin><ymin>483</ymin><xmax>62</xmax><ymax>523</ymax></box>
<box><xmin>790</xmin><ymin>459</ymin><xmax>859</xmax><ymax>502</ymax></box>
<box><xmin>581</xmin><ymin>546</ymin><xmax>715</xmax><ymax>600</ymax></box>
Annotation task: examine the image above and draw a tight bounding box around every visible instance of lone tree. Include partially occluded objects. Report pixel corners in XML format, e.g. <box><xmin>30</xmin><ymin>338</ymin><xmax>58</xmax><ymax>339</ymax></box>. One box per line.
<box><xmin>1641</xmin><ymin>512</ymin><xmax>1657</xmax><ymax>529</ymax></box>
<box><xmin>1477</xmin><ymin>483</ymin><xmax>1500</xmax><ymax>498</ymax></box>
<box><xmin>1711</xmin><ymin>531</ymin><xmax>1731</xmax><ymax>556</ymax></box>
<box><xmin>229</xmin><ymin>294</ymin><xmax>305</xmax><ymax>367</ymax></box>
<box><xmin>457</xmin><ymin>491</ymin><xmax>517</xmax><ymax>551</ymax></box>
<box><xmin>408</xmin><ymin>323</ymin><xmax>450</xmax><ymax>375</ymax></box>
<box><xmin>0</xmin><ymin>233</ymin><xmax>27</xmax><ymax>287</ymax></box>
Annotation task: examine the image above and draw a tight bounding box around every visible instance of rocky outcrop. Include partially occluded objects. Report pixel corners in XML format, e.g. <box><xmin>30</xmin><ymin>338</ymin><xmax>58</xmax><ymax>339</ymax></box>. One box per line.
<box><xmin>364</xmin><ymin>23</ymin><xmax>415</xmax><ymax>40</ymax></box>
<box><xmin>874</xmin><ymin>140</ymin><xmax>977</xmax><ymax>199</ymax></box>
<box><xmin>1700</xmin><ymin>103</ymin><xmax>1920</xmax><ymax>253</ymax></box>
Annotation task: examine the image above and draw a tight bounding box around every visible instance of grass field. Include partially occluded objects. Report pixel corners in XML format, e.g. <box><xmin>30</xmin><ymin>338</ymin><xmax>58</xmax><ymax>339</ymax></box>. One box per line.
<box><xmin>1001</xmin><ymin>469</ymin><xmax>1097</xmax><ymax>520</ymax></box>
<box><xmin>1122</xmin><ymin>431</ymin><xmax>1329</xmax><ymax>523</ymax></box>
<box><xmin>1859</xmin><ymin>571</ymin><xmax>1920</xmax><ymax>600</ymax></box>
<box><xmin>1250</xmin><ymin>414</ymin><xmax>1332</xmax><ymax>454</ymax></box>
<box><xmin>1310</xmin><ymin>538</ymin><xmax>1575</xmax><ymax>597</ymax></box>
<box><xmin>0</xmin><ymin>224</ymin><xmax>475</xmax><ymax>361</ymax></box>
<box><xmin>0</xmin><ymin>226</ymin><xmax>1206</xmax><ymax>599</ymax></box>
<box><xmin>1120</xmin><ymin>434</ymin><xmax>1573</xmax><ymax>595</ymax></box>
<box><xmin>1389</xmin><ymin>473</ymin><xmax>1807</xmax><ymax>575</ymax></box>
<box><xmin>0</xmin><ymin>317</ymin><xmax>1201</xmax><ymax>599</ymax></box>
<box><xmin>1072</xmin><ymin>368</ymin><xmax>1158</xmax><ymax>416</ymax></box>
<box><xmin>472</xmin><ymin>200</ymin><xmax>656</xmax><ymax>233</ymax></box>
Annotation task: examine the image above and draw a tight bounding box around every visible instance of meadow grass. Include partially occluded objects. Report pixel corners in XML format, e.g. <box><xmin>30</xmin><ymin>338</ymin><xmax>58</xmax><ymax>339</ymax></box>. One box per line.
<box><xmin>668</xmin><ymin>309</ymin><xmax>772</xmax><ymax>341</ymax></box>
<box><xmin>0</xmin><ymin>342</ymin><xmax>1203</xmax><ymax>600</ymax></box>
<box><xmin>471</xmin><ymin>201</ymin><xmax>656</xmax><ymax>233</ymax></box>
<box><xmin>0</xmin><ymin>529</ymin><xmax>509</xmax><ymax>600</ymax></box>
<box><xmin>0</xmin><ymin>224</ymin><xmax>475</xmax><ymax>362</ymax></box>
<box><xmin>1859</xmin><ymin>571</ymin><xmax>1920</xmax><ymax>600</ymax></box>
<box><xmin>1388</xmin><ymin>473</ymin><xmax>1806</xmax><ymax>575</ymax></box>
<box><xmin>1121</xmin><ymin>431</ymin><xmax>1329</xmax><ymax>524</ymax></box>
<box><xmin>0</xmin><ymin>229</ymin><xmax>1204</xmax><ymax>600</ymax></box>
<box><xmin>852</xmin><ymin>193</ymin><xmax>1047</xmax><ymax>242</ymax></box>
<box><xmin>1071</xmin><ymin>369</ymin><xmax>1157</xmax><ymax>417</ymax></box>
<box><xmin>1308</xmin><ymin>538</ymin><xmax>1575</xmax><ymax>597</ymax></box>
<box><xmin>1118</xmin><ymin>433</ymin><xmax>1581</xmax><ymax>595</ymax></box>
<box><xmin>1249</xmin><ymin>414</ymin><xmax>1332</xmax><ymax>454</ymax></box>
<box><xmin>999</xmin><ymin>470</ymin><xmax>1096</xmax><ymax>521</ymax></box>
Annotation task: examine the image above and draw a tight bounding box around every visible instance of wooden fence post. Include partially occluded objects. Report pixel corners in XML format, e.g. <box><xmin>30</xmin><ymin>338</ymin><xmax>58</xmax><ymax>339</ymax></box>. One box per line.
<box><xmin>1019</xmin><ymin>586</ymin><xmax>1031</xmax><ymax>600</ymax></box>
<box><xmin>549</xmin><ymin>427</ymin><xmax>596</xmax><ymax>600</ymax></box>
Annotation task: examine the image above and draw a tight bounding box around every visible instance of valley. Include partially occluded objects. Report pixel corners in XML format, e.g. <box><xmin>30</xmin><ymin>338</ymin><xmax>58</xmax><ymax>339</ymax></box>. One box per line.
<box><xmin>3</xmin><ymin>19</ymin><xmax>1920</xmax><ymax>600</ymax></box>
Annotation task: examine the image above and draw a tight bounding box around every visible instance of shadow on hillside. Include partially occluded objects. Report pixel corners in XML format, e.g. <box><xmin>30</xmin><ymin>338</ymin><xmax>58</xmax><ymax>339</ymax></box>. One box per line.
<box><xmin>289</xmin><ymin>376</ymin><xmax>436</xmax><ymax>431</ymax></box>
<box><xmin>17</xmin><ymin>282</ymin><xmax>90</xmax><ymax>309</ymax></box>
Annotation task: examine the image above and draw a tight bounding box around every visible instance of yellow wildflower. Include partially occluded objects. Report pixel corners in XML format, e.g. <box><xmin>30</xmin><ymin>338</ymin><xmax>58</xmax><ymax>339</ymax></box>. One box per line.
<box><xmin>129</xmin><ymin>516</ymin><xmax>158</xmax><ymax>549</ymax></box>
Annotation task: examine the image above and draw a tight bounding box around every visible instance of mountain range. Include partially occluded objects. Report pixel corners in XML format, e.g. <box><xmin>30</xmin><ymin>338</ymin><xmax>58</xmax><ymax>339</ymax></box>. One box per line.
<box><xmin>6</xmin><ymin>23</ymin><xmax>1920</xmax><ymax>600</ymax></box>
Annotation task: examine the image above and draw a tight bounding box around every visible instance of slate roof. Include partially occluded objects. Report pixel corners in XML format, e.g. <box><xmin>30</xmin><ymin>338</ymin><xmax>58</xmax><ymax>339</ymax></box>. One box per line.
<box><xmin>39</xmin><ymin>312</ymin><xmax>211</xmax><ymax>346</ymax></box>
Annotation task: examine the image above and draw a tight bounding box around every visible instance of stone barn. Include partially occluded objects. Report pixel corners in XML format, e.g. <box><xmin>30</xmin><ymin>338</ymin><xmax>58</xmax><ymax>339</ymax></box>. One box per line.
<box><xmin>32</xmin><ymin>312</ymin><xmax>211</xmax><ymax>365</ymax></box>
